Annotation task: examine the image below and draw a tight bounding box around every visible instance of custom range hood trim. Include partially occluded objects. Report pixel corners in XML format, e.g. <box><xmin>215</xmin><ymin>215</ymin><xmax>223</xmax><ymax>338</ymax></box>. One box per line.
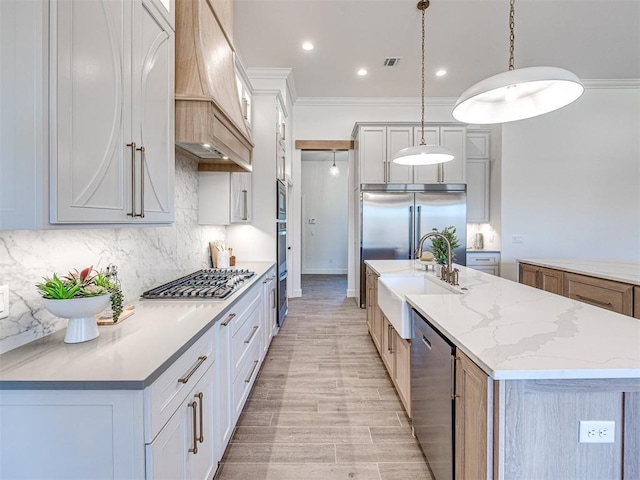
<box><xmin>175</xmin><ymin>0</ymin><xmax>253</xmax><ymax>171</ymax></box>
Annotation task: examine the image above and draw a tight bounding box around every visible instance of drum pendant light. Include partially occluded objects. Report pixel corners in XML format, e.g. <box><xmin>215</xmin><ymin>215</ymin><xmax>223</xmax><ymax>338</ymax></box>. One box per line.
<box><xmin>452</xmin><ymin>0</ymin><xmax>584</xmax><ymax>124</ymax></box>
<box><xmin>393</xmin><ymin>1</ymin><xmax>454</xmax><ymax>166</ymax></box>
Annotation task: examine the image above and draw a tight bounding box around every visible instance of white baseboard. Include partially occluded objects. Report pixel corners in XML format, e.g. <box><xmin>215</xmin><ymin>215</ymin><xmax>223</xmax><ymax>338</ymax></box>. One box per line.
<box><xmin>301</xmin><ymin>269</ymin><xmax>348</xmax><ymax>275</ymax></box>
<box><xmin>347</xmin><ymin>289</ymin><xmax>356</xmax><ymax>297</ymax></box>
<box><xmin>290</xmin><ymin>289</ymin><xmax>302</xmax><ymax>298</ymax></box>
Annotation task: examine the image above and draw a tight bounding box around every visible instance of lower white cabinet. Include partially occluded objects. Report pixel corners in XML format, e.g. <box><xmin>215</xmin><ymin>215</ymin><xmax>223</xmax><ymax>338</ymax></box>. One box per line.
<box><xmin>145</xmin><ymin>364</ymin><xmax>217</xmax><ymax>480</ymax></box>
<box><xmin>467</xmin><ymin>252</ymin><xmax>501</xmax><ymax>276</ymax></box>
<box><xmin>262</xmin><ymin>267</ymin><xmax>278</xmax><ymax>359</ymax></box>
<box><xmin>0</xmin><ymin>270</ymin><xmax>277</xmax><ymax>479</ymax></box>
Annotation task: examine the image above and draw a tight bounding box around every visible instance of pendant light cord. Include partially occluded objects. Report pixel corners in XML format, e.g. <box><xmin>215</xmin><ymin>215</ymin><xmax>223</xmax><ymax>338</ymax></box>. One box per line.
<box><xmin>508</xmin><ymin>0</ymin><xmax>515</xmax><ymax>71</ymax></box>
<box><xmin>419</xmin><ymin>1</ymin><xmax>427</xmax><ymax>145</ymax></box>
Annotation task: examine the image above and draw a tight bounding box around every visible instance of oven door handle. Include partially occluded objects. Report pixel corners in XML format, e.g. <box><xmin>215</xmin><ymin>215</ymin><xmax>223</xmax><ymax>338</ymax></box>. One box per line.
<box><xmin>279</xmin><ymin>270</ymin><xmax>287</xmax><ymax>281</ymax></box>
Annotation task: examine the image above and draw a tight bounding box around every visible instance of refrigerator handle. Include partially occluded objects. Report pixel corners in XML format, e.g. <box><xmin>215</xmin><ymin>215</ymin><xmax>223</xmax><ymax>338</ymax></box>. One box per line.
<box><xmin>409</xmin><ymin>206</ymin><xmax>414</xmax><ymax>259</ymax></box>
<box><xmin>416</xmin><ymin>205</ymin><xmax>422</xmax><ymax>252</ymax></box>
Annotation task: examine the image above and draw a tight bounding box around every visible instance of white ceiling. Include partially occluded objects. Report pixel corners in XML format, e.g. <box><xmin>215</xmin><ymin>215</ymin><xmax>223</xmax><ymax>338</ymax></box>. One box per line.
<box><xmin>233</xmin><ymin>0</ymin><xmax>640</xmax><ymax>99</ymax></box>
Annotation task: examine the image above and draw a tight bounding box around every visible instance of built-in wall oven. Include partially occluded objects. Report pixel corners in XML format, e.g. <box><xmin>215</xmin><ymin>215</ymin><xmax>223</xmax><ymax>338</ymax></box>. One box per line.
<box><xmin>277</xmin><ymin>180</ymin><xmax>288</xmax><ymax>325</ymax></box>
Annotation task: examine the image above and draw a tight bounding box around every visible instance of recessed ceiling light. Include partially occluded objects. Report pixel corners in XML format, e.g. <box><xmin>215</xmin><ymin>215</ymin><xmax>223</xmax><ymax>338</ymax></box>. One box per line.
<box><xmin>302</xmin><ymin>42</ymin><xmax>314</xmax><ymax>51</ymax></box>
<box><xmin>357</xmin><ymin>68</ymin><xmax>368</xmax><ymax>77</ymax></box>
<box><xmin>435</xmin><ymin>69</ymin><xmax>447</xmax><ymax>77</ymax></box>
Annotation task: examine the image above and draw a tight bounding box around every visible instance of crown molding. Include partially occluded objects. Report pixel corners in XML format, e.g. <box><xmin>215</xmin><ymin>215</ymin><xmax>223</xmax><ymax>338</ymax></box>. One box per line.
<box><xmin>246</xmin><ymin>67</ymin><xmax>298</xmax><ymax>101</ymax></box>
<box><xmin>294</xmin><ymin>96</ymin><xmax>458</xmax><ymax>107</ymax></box>
<box><xmin>582</xmin><ymin>79</ymin><xmax>640</xmax><ymax>89</ymax></box>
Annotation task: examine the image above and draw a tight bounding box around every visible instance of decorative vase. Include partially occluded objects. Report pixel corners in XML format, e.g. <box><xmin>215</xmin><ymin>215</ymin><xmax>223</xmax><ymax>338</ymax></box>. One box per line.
<box><xmin>42</xmin><ymin>295</ymin><xmax>110</xmax><ymax>344</ymax></box>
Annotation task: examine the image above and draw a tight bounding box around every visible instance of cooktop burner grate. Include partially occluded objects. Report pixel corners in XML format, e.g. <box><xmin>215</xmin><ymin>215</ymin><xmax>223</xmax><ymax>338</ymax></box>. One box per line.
<box><xmin>141</xmin><ymin>268</ymin><xmax>256</xmax><ymax>300</ymax></box>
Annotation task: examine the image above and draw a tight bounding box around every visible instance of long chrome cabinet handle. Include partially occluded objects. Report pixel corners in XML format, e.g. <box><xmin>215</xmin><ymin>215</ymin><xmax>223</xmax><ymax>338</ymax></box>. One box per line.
<box><xmin>575</xmin><ymin>294</ymin><xmax>613</xmax><ymax>308</ymax></box>
<box><xmin>408</xmin><ymin>206</ymin><xmax>414</xmax><ymax>259</ymax></box>
<box><xmin>136</xmin><ymin>146</ymin><xmax>145</xmax><ymax>218</ymax></box>
<box><xmin>188</xmin><ymin>400</ymin><xmax>198</xmax><ymax>454</ymax></box>
<box><xmin>178</xmin><ymin>355</ymin><xmax>207</xmax><ymax>384</ymax></box>
<box><xmin>245</xmin><ymin>360</ymin><xmax>259</xmax><ymax>383</ymax></box>
<box><xmin>126</xmin><ymin>142</ymin><xmax>136</xmax><ymax>217</ymax></box>
<box><xmin>196</xmin><ymin>392</ymin><xmax>204</xmax><ymax>443</ymax></box>
<box><xmin>244</xmin><ymin>325</ymin><xmax>259</xmax><ymax>344</ymax></box>
<box><xmin>271</xmin><ymin>288</ymin><xmax>276</xmax><ymax>309</ymax></box>
<box><xmin>242</xmin><ymin>190</ymin><xmax>248</xmax><ymax>220</ymax></box>
<box><xmin>451</xmin><ymin>355</ymin><xmax>461</xmax><ymax>399</ymax></box>
<box><xmin>387</xmin><ymin>324</ymin><xmax>393</xmax><ymax>353</ymax></box>
<box><xmin>221</xmin><ymin>312</ymin><xmax>236</xmax><ymax>326</ymax></box>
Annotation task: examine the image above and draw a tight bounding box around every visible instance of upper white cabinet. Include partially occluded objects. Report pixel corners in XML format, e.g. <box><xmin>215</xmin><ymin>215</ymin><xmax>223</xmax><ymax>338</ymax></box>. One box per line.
<box><xmin>0</xmin><ymin>0</ymin><xmax>47</xmax><ymax>230</ymax></box>
<box><xmin>466</xmin><ymin>130</ymin><xmax>491</xmax><ymax>223</ymax></box>
<box><xmin>199</xmin><ymin>172</ymin><xmax>252</xmax><ymax>225</ymax></box>
<box><xmin>276</xmin><ymin>98</ymin><xmax>287</xmax><ymax>181</ymax></box>
<box><xmin>50</xmin><ymin>0</ymin><xmax>174</xmax><ymax>224</ymax></box>
<box><xmin>355</xmin><ymin>124</ymin><xmax>466</xmax><ymax>185</ymax></box>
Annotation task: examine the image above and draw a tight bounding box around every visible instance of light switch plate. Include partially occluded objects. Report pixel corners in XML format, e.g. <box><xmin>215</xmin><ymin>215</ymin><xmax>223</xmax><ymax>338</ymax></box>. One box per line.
<box><xmin>0</xmin><ymin>285</ymin><xmax>9</xmax><ymax>319</ymax></box>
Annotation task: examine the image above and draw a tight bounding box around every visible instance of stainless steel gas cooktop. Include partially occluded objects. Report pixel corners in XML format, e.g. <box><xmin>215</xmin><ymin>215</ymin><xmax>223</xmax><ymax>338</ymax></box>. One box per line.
<box><xmin>141</xmin><ymin>268</ymin><xmax>255</xmax><ymax>300</ymax></box>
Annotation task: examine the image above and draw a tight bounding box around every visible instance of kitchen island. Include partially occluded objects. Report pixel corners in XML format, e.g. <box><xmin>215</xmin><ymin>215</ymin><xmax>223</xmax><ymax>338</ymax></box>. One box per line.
<box><xmin>0</xmin><ymin>262</ymin><xmax>277</xmax><ymax>480</ymax></box>
<box><xmin>366</xmin><ymin>260</ymin><xmax>640</xmax><ymax>480</ymax></box>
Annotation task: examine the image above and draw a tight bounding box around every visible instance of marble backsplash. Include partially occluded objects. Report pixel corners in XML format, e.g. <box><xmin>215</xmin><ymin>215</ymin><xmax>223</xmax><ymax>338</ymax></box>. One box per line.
<box><xmin>0</xmin><ymin>155</ymin><xmax>225</xmax><ymax>353</ymax></box>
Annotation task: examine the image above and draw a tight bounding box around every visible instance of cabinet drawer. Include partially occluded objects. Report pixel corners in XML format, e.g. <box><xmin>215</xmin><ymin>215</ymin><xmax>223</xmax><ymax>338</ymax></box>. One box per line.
<box><xmin>635</xmin><ymin>287</ymin><xmax>640</xmax><ymax>320</ymax></box>
<box><xmin>467</xmin><ymin>253</ymin><xmax>500</xmax><ymax>266</ymax></box>
<box><xmin>231</xmin><ymin>335</ymin><xmax>262</xmax><ymax>422</ymax></box>
<box><xmin>144</xmin><ymin>331</ymin><xmax>215</xmax><ymax>443</ymax></box>
<box><xmin>231</xmin><ymin>294</ymin><xmax>262</xmax><ymax>381</ymax></box>
<box><xmin>564</xmin><ymin>273</ymin><xmax>633</xmax><ymax>316</ymax></box>
<box><xmin>229</xmin><ymin>282</ymin><xmax>261</xmax><ymax>337</ymax></box>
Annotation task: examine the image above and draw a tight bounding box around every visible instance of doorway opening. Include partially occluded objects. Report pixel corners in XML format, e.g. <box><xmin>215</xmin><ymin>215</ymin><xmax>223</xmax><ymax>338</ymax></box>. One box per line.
<box><xmin>300</xmin><ymin>150</ymin><xmax>349</xmax><ymax>277</ymax></box>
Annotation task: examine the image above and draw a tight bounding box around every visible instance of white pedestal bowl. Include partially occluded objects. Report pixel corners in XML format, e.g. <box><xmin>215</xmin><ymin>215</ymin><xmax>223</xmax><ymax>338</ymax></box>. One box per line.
<box><xmin>43</xmin><ymin>295</ymin><xmax>110</xmax><ymax>344</ymax></box>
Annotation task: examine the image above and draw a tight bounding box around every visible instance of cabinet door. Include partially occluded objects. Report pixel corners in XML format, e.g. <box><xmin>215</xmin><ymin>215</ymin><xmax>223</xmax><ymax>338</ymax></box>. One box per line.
<box><xmin>52</xmin><ymin>0</ymin><xmax>132</xmax><ymax>223</ymax></box>
<box><xmin>634</xmin><ymin>287</ymin><xmax>640</xmax><ymax>319</ymax></box>
<box><xmin>413</xmin><ymin>127</ymin><xmax>440</xmax><ymax>183</ymax></box>
<box><xmin>392</xmin><ymin>331</ymin><xmax>411</xmax><ymax>417</ymax></box>
<box><xmin>441</xmin><ymin>127</ymin><xmax>466</xmax><ymax>183</ymax></box>
<box><xmin>359</xmin><ymin>126</ymin><xmax>387</xmax><ymax>184</ymax></box>
<box><xmin>132</xmin><ymin>0</ymin><xmax>174</xmax><ymax>223</ymax></box>
<box><xmin>215</xmin><ymin>318</ymin><xmax>233</xmax><ymax>462</ymax></box>
<box><xmin>387</xmin><ymin>126</ymin><xmax>413</xmax><ymax>183</ymax></box>
<box><xmin>381</xmin><ymin>315</ymin><xmax>394</xmax><ymax>373</ymax></box>
<box><xmin>540</xmin><ymin>267</ymin><xmax>563</xmax><ymax>295</ymax></box>
<box><xmin>519</xmin><ymin>263</ymin><xmax>539</xmax><ymax>288</ymax></box>
<box><xmin>466</xmin><ymin>159</ymin><xmax>490</xmax><ymax>223</ymax></box>
<box><xmin>146</xmin><ymin>366</ymin><xmax>217</xmax><ymax>480</ymax></box>
<box><xmin>455</xmin><ymin>350</ymin><xmax>490</xmax><ymax>480</ymax></box>
<box><xmin>230</xmin><ymin>172</ymin><xmax>252</xmax><ymax>223</ymax></box>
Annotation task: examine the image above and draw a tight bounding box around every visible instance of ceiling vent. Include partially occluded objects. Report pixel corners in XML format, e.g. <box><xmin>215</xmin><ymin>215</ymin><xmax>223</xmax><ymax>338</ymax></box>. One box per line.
<box><xmin>383</xmin><ymin>57</ymin><xmax>401</xmax><ymax>67</ymax></box>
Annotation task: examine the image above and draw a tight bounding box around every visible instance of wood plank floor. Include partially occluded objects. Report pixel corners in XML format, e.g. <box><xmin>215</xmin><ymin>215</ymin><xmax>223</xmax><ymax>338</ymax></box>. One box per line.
<box><xmin>214</xmin><ymin>274</ymin><xmax>433</xmax><ymax>480</ymax></box>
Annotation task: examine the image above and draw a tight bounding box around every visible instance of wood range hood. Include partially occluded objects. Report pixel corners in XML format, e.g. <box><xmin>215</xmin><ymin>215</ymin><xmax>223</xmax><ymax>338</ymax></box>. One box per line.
<box><xmin>175</xmin><ymin>0</ymin><xmax>253</xmax><ymax>172</ymax></box>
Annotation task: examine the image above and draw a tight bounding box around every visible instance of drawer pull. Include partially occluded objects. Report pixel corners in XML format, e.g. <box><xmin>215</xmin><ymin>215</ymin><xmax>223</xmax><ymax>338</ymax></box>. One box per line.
<box><xmin>245</xmin><ymin>360</ymin><xmax>259</xmax><ymax>383</ymax></box>
<box><xmin>178</xmin><ymin>355</ymin><xmax>207</xmax><ymax>384</ymax></box>
<box><xmin>244</xmin><ymin>325</ymin><xmax>259</xmax><ymax>344</ymax></box>
<box><xmin>575</xmin><ymin>294</ymin><xmax>613</xmax><ymax>308</ymax></box>
<box><xmin>188</xmin><ymin>400</ymin><xmax>198</xmax><ymax>454</ymax></box>
<box><xmin>475</xmin><ymin>258</ymin><xmax>492</xmax><ymax>262</ymax></box>
<box><xmin>221</xmin><ymin>312</ymin><xmax>236</xmax><ymax>326</ymax></box>
<box><xmin>196</xmin><ymin>392</ymin><xmax>204</xmax><ymax>443</ymax></box>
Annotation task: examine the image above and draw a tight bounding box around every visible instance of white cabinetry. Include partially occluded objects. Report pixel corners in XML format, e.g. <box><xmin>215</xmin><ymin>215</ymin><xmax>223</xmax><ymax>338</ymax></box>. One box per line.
<box><xmin>0</xmin><ymin>0</ymin><xmax>48</xmax><ymax>230</ymax></box>
<box><xmin>262</xmin><ymin>267</ymin><xmax>278</xmax><ymax>359</ymax></box>
<box><xmin>51</xmin><ymin>0</ymin><xmax>174</xmax><ymax>224</ymax></box>
<box><xmin>145</xmin><ymin>365</ymin><xmax>216</xmax><ymax>480</ymax></box>
<box><xmin>215</xmin><ymin>279</ymin><xmax>264</xmax><ymax>459</ymax></box>
<box><xmin>199</xmin><ymin>172</ymin><xmax>252</xmax><ymax>225</ymax></box>
<box><xmin>356</xmin><ymin>124</ymin><xmax>466</xmax><ymax>185</ymax></box>
<box><xmin>467</xmin><ymin>251</ymin><xmax>500</xmax><ymax>276</ymax></box>
<box><xmin>276</xmin><ymin>98</ymin><xmax>287</xmax><ymax>181</ymax></box>
<box><xmin>236</xmin><ymin>73</ymin><xmax>252</xmax><ymax>131</ymax></box>
<box><xmin>466</xmin><ymin>130</ymin><xmax>491</xmax><ymax>223</ymax></box>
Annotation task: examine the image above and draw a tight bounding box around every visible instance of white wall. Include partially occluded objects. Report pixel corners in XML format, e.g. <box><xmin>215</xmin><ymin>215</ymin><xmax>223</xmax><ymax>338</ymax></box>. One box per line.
<box><xmin>501</xmin><ymin>87</ymin><xmax>640</xmax><ymax>280</ymax></box>
<box><xmin>301</xmin><ymin>151</ymin><xmax>349</xmax><ymax>274</ymax></box>
<box><xmin>0</xmin><ymin>155</ymin><xmax>225</xmax><ymax>353</ymax></box>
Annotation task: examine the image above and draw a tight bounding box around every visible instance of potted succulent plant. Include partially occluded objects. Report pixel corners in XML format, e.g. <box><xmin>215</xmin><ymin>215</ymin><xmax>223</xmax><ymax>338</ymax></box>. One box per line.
<box><xmin>36</xmin><ymin>266</ymin><xmax>123</xmax><ymax>344</ymax></box>
<box><xmin>430</xmin><ymin>226</ymin><xmax>461</xmax><ymax>265</ymax></box>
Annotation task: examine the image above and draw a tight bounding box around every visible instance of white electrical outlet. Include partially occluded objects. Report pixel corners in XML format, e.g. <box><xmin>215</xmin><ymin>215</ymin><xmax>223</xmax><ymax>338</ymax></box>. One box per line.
<box><xmin>0</xmin><ymin>285</ymin><xmax>9</xmax><ymax>320</ymax></box>
<box><xmin>511</xmin><ymin>235</ymin><xmax>524</xmax><ymax>244</ymax></box>
<box><xmin>579</xmin><ymin>421</ymin><xmax>615</xmax><ymax>443</ymax></box>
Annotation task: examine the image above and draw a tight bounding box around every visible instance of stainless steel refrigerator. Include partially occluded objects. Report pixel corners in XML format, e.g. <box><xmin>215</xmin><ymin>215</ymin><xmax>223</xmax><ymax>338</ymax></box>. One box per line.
<box><xmin>359</xmin><ymin>184</ymin><xmax>467</xmax><ymax>308</ymax></box>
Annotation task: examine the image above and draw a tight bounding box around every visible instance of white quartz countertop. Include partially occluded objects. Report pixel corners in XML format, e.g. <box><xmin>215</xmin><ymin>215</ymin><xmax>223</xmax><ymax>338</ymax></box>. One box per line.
<box><xmin>517</xmin><ymin>258</ymin><xmax>640</xmax><ymax>286</ymax></box>
<box><xmin>366</xmin><ymin>260</ymin><xmax>640</xmax><ymax>381</ymax></box>
<box><xmin>0</xmin><ymin>262</ymin><xmax>275</xmax><ymax>390</ymax></box>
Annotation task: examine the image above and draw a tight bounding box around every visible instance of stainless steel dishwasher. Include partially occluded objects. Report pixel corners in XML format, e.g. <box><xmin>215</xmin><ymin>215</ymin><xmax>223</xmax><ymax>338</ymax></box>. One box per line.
<box><xmin>411</xmin><ymin>309</ymin><xmax>455</xmax><ymax>480</ymax></box>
